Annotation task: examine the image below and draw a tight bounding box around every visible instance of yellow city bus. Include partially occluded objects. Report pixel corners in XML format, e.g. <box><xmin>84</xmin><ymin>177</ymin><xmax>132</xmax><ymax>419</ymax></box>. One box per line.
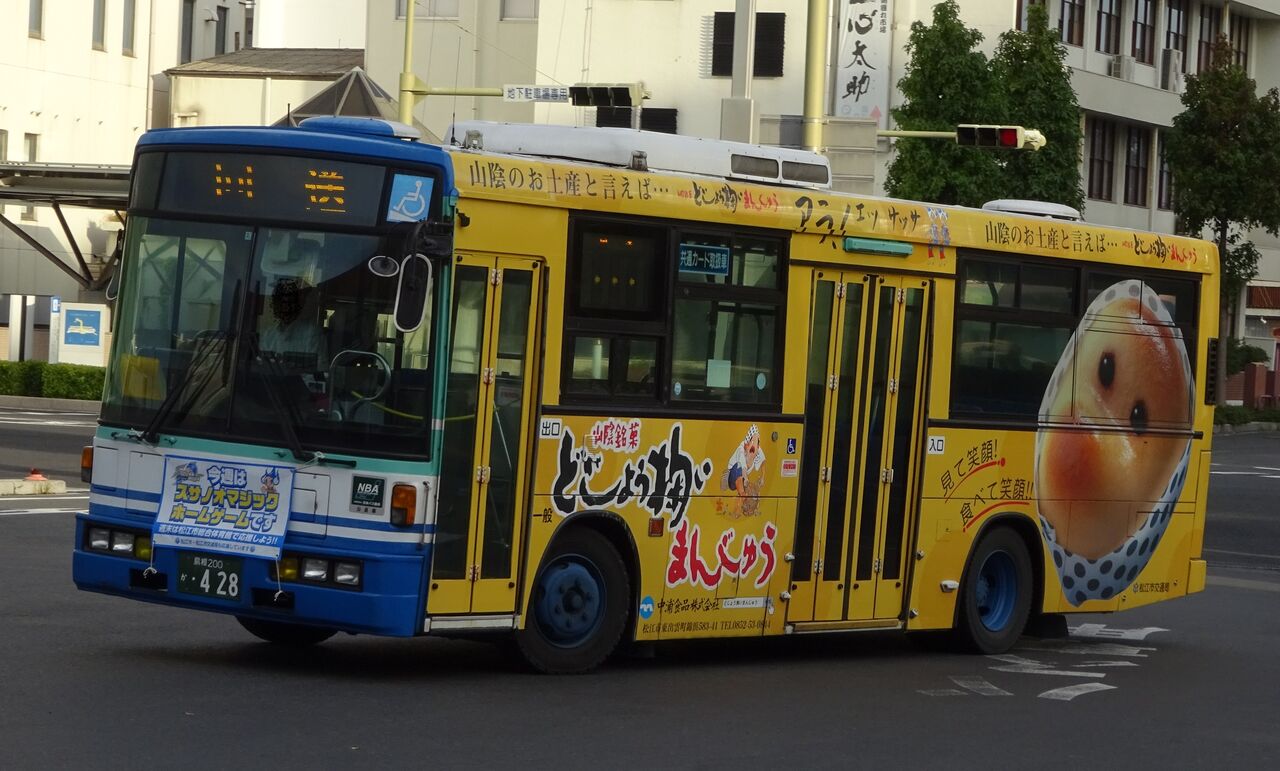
<box><xmin>75</xmin><ymin>118</ymin><xmax>1215</xmax><ymax>673</ymax></box>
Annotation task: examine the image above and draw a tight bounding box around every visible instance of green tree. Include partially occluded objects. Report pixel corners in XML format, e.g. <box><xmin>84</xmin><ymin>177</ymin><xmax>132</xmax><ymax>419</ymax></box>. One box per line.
<box><xmin>1164</xmin><ymin>39</ymin><xmax>1280</xmax><ymax>404</ymax></box>
<box><xmin>885</xmin><ymin>0</ymin><xmax>1002</xmax><ymax>206</ymax></box>
<box><xmin>989</xmin><ymin>4</ymin><xmax>1084</xmax><ymax>211</ymax></box>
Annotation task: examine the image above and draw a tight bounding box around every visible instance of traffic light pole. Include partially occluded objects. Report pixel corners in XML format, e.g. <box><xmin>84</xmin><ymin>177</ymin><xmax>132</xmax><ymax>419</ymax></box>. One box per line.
<box><xmin>876</xmin><ymin>130</ymin><xmax>960</xmax><ymax>140</ymax></box>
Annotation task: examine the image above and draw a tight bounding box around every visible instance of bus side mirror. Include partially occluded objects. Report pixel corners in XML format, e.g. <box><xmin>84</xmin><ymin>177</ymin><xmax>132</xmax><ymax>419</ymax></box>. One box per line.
<box><xmin>394</xmin><ymin>253</ymin><xmax>432</xmax><ymax>333</ymax></box>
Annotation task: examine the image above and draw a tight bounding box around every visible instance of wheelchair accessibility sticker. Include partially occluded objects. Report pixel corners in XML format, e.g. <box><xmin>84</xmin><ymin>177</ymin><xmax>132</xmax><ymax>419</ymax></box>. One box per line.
<box><xmin>386</xmin><ymin>173</ymin><xmax>435</xmax><ymax>222</ymax></box>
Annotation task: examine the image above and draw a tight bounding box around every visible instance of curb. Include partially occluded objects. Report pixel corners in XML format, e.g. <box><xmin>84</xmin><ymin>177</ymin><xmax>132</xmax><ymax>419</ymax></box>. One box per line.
<box><xmin>0</xmin><ymin>394</ymin><xmax>101</xmax><ymax>413</ymax></box>
<box><xmin>0</xmin><ymin>479</ymin><xmax>69</xmax><ymax>495</ymax></box>
<box><xmin>1214</xmin><ymin>421</ymin><xmax>1280</xmax><ymax>435</ymax></box>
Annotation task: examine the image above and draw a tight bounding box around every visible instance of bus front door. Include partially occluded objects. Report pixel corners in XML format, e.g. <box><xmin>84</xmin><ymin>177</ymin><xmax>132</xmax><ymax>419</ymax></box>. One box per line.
<box><xmin>788</xmin><ymin>273</ymin><xmax>930</xmax><ymax>625</ymax></box>
<box><xmin>428</xmin><ymin>254</ymin><xmax>543</xmax><ymax>617</ymax></box>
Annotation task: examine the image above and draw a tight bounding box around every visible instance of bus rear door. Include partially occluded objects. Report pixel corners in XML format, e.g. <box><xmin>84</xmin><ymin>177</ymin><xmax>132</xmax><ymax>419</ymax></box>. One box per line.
<box><xmin>788</xmin><ymin>272</ymin><xmax>931</xmax><ymax>625</ymax></box>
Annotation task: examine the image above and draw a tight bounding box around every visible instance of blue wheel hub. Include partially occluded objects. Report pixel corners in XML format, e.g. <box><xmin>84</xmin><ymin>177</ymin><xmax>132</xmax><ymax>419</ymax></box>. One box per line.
<box><xmin>975</xmin><ymin>549</ymin><xmax>1017</xmax><ymax>632</ymax></box>
<box><xmin>533</xmin><ymin>556</ymin><xmax>605</xmax><ymax>647</ymax></box>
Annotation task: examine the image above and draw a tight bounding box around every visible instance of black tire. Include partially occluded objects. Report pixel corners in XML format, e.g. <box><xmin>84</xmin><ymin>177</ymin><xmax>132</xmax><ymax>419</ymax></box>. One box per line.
<box><xmin>237</xmin><ymin>616</ymin><xmax>337</xmax><ymax>647</ymax></box>
<box><xmin>954</xmin><ymin>527</ymin><xmax>1033</xmax><ymax>654</ymax></box>
<box><xmin>515</xmin><ymin>527</ymin><xmax>630</xmax><ymax>674</ymax></box>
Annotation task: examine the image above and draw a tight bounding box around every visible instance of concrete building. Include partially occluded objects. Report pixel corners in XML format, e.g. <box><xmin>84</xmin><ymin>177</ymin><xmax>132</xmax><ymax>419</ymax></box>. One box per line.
<box><xmin>0</xmin><ymin>0</ymin><xmax>364</xmax><ymax>363</ymax></box>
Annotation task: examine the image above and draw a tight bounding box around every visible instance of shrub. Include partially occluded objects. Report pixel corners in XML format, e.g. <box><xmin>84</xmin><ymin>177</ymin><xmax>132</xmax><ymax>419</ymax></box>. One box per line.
<box><xmin>41</xmin><ymin>363</ymin><xmax>106</xmax><ymax>401</ymax></box>
<box><xmin>1214</xmin><ymin>405</ymin><xmax>1253</xmax><ymax>425</ymax></box>
<box><xmin>1226</xmin><ymin>338</ymin><xmax>1269</xmax><ymax>376</ymax></box>
<box><xmin>0</xmin><ymin>360</ymin><xmax>47</xmax><ymax>396</ymax></box>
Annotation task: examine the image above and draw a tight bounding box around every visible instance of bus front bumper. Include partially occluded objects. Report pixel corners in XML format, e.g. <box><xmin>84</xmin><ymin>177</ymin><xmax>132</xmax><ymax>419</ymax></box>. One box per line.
<box><xmin>72</xmin><ymin>513</ymin><xmax>427</xmax><ymax>637</ymax></box>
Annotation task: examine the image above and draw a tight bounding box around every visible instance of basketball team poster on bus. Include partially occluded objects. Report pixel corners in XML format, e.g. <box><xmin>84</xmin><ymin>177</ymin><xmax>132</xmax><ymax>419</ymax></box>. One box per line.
<box><xmin>153</xmin><ymin>456</ymin><xmax>294</xmax><ymax>560</ymax></box>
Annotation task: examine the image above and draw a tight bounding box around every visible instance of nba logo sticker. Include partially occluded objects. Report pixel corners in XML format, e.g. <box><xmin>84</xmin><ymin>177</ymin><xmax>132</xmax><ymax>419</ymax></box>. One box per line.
<box><xmin>786</xmin><ymin>438</ymin><xmax>797</xmax><ymax>454</ymax></box>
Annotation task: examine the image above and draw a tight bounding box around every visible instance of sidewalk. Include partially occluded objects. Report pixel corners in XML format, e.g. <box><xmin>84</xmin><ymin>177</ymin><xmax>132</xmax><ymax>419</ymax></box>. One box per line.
<box><xmin>0</xmin><ymin>395</ymin><xmax>100</xmax><ymax>413</ymax></box>
<box><xmin>1214</xmin><ymin>421</ymin><xmax>1280</xmax><ymax>435</ymax></box>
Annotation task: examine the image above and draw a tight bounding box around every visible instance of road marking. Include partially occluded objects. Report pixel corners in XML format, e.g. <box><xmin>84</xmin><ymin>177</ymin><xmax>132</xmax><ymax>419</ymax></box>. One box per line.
<box><xmin>1210</xmin><ymin>471</ymin><xmax>1260</xmax><ymax>475</ymax></box>
<box><xmin>1069</xmin><ymin>623</ymin><xmax>1168</xmax><ymax>641</ymax></box>
<box><xmin>918</xmin><ymin>689</ymin><xmax>968</xmax><ymax>697</ymax></box>
<box><xmin>987</xmin><ymin>654</ymin><xmax>1106</xmax><ymax>678</ymax></box>
<box><xmin>1020</xmin><ymin>642</ymin><xmax>1154</xmax><ymax>657</ymax></box>
<box><xmin>950</xmin><ymin>676</ymin><xmax>1013</xmax><ymax>696</ymax></box>
<box><xmin>0</xmin><ymin>418</ymin><xmax>97</xmax><ymax>427</ymax></box>
<box><xmin>1038</xmin><ymin>683</ymin><xmax>1117</xmax><ymax>701</ymax></box>
<box><xmin>1075</xmin><ymin>661</ymin><xmax>1139</xmax><ymax>668</ymax></box>
<box><xmin>0</xmin><ymin>494</ymin><xmax>90</xmax><ymax>502</ymax></box>
<box><xmin>0</xmin><ymin>508</ymin><xmax>81</xmax><ymax>516</ymax></box>
<box><xmin>1205</xmin><ymin>547</ymin><xmax>1280</xmax><ymax>560</ymax></box>
<box><xmin>1208</xmin><ymin>575</ymin><xmax>1280</xmax><ymax>593</ymax></box>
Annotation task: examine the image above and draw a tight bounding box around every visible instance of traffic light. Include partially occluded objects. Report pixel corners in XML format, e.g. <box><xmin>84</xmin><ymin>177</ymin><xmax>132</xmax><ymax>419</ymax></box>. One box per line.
<box><xmin>955</xmin><ymin>124</ymin><xmax>1046</xmax><ymax>151</ymax></box>
<box><xmin>568</xmin><ymin>82</ymin><xmax>649</xmax><ymax>108</ymax></box>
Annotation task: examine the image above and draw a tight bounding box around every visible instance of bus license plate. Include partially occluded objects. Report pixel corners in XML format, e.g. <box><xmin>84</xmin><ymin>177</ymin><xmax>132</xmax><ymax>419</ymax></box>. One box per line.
<box><xmin>177</xmin><ymin>553</ymin><xmax>244</xmax><ymax>602</ymax></box>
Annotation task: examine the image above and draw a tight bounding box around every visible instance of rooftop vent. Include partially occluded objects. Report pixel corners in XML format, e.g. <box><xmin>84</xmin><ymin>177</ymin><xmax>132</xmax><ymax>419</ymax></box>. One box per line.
<box><xmin>981</xmin><ymin>199</ymin><xmax>1082</xmax><ymax>221</ymax></box>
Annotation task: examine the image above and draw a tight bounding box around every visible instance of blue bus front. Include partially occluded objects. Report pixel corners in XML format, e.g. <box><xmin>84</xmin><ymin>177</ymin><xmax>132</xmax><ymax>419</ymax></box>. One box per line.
<box><xmin>73</xmin><ymin>120</ymin><xmax>454</xmax><ymax>638</ymax></box>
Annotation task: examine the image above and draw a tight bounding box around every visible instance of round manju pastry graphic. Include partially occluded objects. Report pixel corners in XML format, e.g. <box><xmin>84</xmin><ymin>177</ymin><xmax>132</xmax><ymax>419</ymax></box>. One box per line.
<box><xmin>1035</xmin><ymin>280</ymin><xmax>1194</xmax><ymax>606</ymax></box>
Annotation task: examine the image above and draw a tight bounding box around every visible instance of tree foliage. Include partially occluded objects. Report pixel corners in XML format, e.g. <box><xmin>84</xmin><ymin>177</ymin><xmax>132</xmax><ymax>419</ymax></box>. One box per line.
<box><xmin>885</xmin><ymin>1</ymin><xmax>1002</xmax><ymax>206</ymax></box>
<box><xmin>1164</xmin><ymin>39</ymin><xmax>1280</xmax><ymax>300</ymax></box>
<box><xmin>989</xmin><ymin>4</ymin><xmax>1084</xmax><ymax>211</ymax></box>
<box><xmin>886</xmin><ymin>1</ymin><xmax>1083</xmax><ymax>210</ymax></box>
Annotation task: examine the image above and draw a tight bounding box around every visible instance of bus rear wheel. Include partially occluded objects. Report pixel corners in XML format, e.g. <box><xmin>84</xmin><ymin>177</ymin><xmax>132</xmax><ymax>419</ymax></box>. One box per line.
<box><xmin>955</xmin><ymin>527</ymin><xmax>1032</xmax><ymax>654</ymax></box>
<box><xmin>516</xmin><ymin>527</ymin><xmax>629</xmax><ymax>674</ymax></box>
<box><xmin>237</xmin><ymin>616</ymin><xmax>337</xmax><ymax>647</ymax></box>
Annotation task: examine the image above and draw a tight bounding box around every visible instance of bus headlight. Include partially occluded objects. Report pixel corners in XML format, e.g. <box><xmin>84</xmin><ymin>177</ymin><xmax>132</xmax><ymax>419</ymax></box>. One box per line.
<box><xmin>88</xmin><ymin>528</ymin><xmax>111</xmax><ymax>551</ymax></box>
<box><xmin>111</xmin><ymin>531</ymin><xmax>136</xmax><ymax>553</ymax></box>
<box><xmin>302</xmin><ymin>558</ymin><xmax>329</xmax><ymax>582</ymax></box>
<box><xmin>334</xmin><ymin>561</ymin><xmax>361</xmax><ymax>586</ymax></box>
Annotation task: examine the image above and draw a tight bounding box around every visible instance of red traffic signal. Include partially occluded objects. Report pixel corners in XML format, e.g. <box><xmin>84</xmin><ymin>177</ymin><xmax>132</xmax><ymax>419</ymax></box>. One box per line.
<box><xmin>955</xmin><ymin>124</ymin><xmax>1046</xmax><ymax>151</ymax></box>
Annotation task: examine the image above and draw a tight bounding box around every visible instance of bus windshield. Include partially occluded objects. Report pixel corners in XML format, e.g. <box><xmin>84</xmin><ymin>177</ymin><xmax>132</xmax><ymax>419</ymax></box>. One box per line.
<box><xmin>102</xmin><ymin>215</ymin><xmax>436</xmax><ymax>458</ymax></box>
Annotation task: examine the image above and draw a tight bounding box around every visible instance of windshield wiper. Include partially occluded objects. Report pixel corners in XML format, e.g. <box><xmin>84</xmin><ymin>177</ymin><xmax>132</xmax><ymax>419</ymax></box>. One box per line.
<box><xmin>137</xmin><ymin>331</ymin><xmax>231</xmax><ymax>446</ymax></box>
<box><xmin>249</xmin><ymin>336</ymin><xmax>356</xmax><ymax>468</ymax></box>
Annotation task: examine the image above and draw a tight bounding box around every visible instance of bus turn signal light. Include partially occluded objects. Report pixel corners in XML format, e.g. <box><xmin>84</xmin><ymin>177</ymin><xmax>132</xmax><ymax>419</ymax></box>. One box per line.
<box><xmin>81</xmin><ymin>446</ymin><xmax>94</xmax><ymax>484</ymax></box>
<box><xmin>390</xmin><ymin>483</ymin><xmax>417</xmax><ymax>527</ymax></box>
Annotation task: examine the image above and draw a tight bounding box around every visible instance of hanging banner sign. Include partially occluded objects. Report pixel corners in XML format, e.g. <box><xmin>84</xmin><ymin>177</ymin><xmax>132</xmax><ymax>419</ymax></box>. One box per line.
<box><xmin>153</xmin><ymin>456</ymin><xmax>294</xmax><ymax>560</ymax></box>
<box><xmin>834</xmin><ymin>0</ymin><xmax>894</xmax><ymax>128</ymax></box>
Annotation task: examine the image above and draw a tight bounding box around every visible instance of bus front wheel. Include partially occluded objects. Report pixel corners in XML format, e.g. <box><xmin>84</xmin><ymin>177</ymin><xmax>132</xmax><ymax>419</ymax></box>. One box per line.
<box><xmin>516</xmin><ymin>527</ymin><xmax>630</xmax><ymax>674</ymax></box>
<box><xmin>955</xmin><ymin>527</ymin><xmax>1032</xmax><ymax>654</ymax></box>
<box><xmin>237</xmin><ymin>616</ymin><xmax>337</xmax><ymax>647</ymax></box>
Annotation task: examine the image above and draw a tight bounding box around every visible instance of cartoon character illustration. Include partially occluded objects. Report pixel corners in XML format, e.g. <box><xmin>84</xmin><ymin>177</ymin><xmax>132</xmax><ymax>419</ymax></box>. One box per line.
<box><xmin>720</xmin><ymin>424</ymin><xmax>766</xmax><ymax>517</ymax></box>
<box><xmin>172</xmin><ymin>462</ymin><xmax>199</xmax><ymax>482</ymax></box>
<box><xmin>1035</xmin><ymin>280</ymin><xmax>1194</xmax><ymax>606</ymax></box>
<box><xmin>66</xmin><ymin>318</ymin><xmax>95</xmax><ymax>335</ymax></box>
<box><xmin>260</xmin><ymin>467</ymin><xmax>280</xmax><ymax>495</ymax></box>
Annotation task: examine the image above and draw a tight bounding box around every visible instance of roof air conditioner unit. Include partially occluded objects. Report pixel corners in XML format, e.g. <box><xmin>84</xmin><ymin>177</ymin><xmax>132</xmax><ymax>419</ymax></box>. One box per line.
<box><xmin>1109</xmin><ymin>54</ymin><xmax>1136</xmax><ymax>81</ymax></box>
<box><xmin>1160</xmin><ymin>49</ymin><xmax>1185</xmax><ymax>93</ymax></box>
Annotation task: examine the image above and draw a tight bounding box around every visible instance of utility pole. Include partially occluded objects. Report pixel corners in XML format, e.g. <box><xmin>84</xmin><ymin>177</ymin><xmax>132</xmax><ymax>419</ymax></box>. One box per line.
<box><xmin>802</xmin><ymin>0</ymin><xmax>829</xmax><ymax>152</ymax></box>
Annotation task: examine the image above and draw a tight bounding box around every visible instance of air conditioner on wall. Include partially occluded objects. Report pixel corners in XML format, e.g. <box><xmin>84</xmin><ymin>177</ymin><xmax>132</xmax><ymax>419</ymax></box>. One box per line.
<box><xmin>1161</xmin><ymin>49</ymin><xmax>1185</xmax><ymax>93</ymax></box>
<box><xmin>1109</xmin><ymin>53</ymin><xmax>1136</xmax><ymax>81</ymax></box>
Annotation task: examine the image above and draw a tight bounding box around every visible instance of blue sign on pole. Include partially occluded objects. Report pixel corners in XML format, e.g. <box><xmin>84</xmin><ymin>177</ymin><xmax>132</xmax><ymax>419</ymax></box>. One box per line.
<box><xmin>63</xmin><ymin>309</ymin><xmax>101</xmax><ymax>346</ymax></box>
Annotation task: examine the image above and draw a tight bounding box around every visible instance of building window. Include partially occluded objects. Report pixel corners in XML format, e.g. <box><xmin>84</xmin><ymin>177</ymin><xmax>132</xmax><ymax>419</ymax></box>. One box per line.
<box><xmin>215</xmin><ymin>6</ymin><xmax>228</xmax><ymax>56</ymax></box>
<box><xmin>1229</xmin><ymin>13</ymin><xmax>1251</xmax><ymax>69</ymax></box>
<box><xmin>1157</xmin><ymin>133</ymin><xmax>1175</xmax><ymax>211</ymax></box>
<box><xmin>1165</xmin><ymin>0</ymin><xmax>1188</xmax><ymax>72</ymax></box>
<box><xmin>595</xmin><ymin>107</ymin><xmax>678</xmax><ymax>135</ymax></box>
<box><xmin>1087</xmin><ymin>118</ymin><xmax>1116</xmax><ymax>201</ymax></box>
<box><xmin>92</xmin><ymin>0</ymin><xmax>107</xmax><ymax>50</ymax></box>
<box><xmin>396</xmin><ymin>0</ymin><xmax>461</xmax><ymax>19</ymax></box>
<box><xmin>501</xmin><ymin>0</ymin><xmax>537</xmax><ymax>20</ymax></box>
<box><xmin>711</xmin><ymin>12</ymin><xmax>786</xmax><ymax>78</ymax></box>
<box><xmin>22</xmin><ymin>134</ymin><xmax>38</xmax><ymax>221</ymax></box>
<box><xmin>1059</xmin><ymin>0</ymin><xmax>1084</xmax><ymax>46</ymax></box>
<box><xmin>1124</xmin><ymin>126</ymin><xmax>1151</xmax><ymax>207</ymax></box>
<box><xmin>29</xmin><ymin>0</ymin><xmax>42</xmax><ymax>38</ymax></box>
<box><xmin>122</xmin><ymin>0</ymin><xmax>137</xmax><ymax>56</ymax></box>
<box><xmin>1132</xmin><ymin>0</ymin><xmax>1155</xmax><ymax>64</ymax></box>
<box><xmin>181</xmin><ymin>0</ymin><xmax>195</xmax><ymax>63</ymax></box>
<box><xmin>1198</xmin><ymin>3</ymin><xmax>1221</xmax><ymax>72</ymax></box>
<box><xmin>0</xmin><ymin>130</ymin><xmax>7</xmax><ymax>161</ymax></box>
<box><xmin>1096</xmin><ymin>0</ymin><xmax>1121</xmax><ymax>54</ymax></box>
<box><xmin>245</xmin><ymin>5</ymin><xmax>254</xmax><ymax>46</ymax></box>
<box><xmin>1016</xmin><ymin>0</ymin><xmax>1045</xmax><ymax>32</ymax></box>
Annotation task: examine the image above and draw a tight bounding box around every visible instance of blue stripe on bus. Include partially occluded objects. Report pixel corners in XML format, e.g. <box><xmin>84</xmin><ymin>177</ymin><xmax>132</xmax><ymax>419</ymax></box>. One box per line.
<box><xmin>93</xmin><ymin>485</ymin><xmax>162</xmax><ymax>502</ymax></box>
<box><xmin>88</xmin><ymin>499</ymin><xmax>434</xmax><ymax>536</ymax></box>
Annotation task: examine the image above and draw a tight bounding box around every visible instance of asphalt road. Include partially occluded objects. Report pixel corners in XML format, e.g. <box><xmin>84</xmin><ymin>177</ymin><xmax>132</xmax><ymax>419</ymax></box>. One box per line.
<box><xmin>2</xmin><ymin>410</ymin><xmax>1279</xmax><ymax>766</ymax></box>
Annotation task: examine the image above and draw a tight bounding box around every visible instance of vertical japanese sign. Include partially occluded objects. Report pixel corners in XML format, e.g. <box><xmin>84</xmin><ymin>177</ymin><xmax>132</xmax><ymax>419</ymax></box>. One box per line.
<box><xmin>834</xmin><ymin>0</ymin><xmax>893</xmax><ymax>127</ymax></box>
